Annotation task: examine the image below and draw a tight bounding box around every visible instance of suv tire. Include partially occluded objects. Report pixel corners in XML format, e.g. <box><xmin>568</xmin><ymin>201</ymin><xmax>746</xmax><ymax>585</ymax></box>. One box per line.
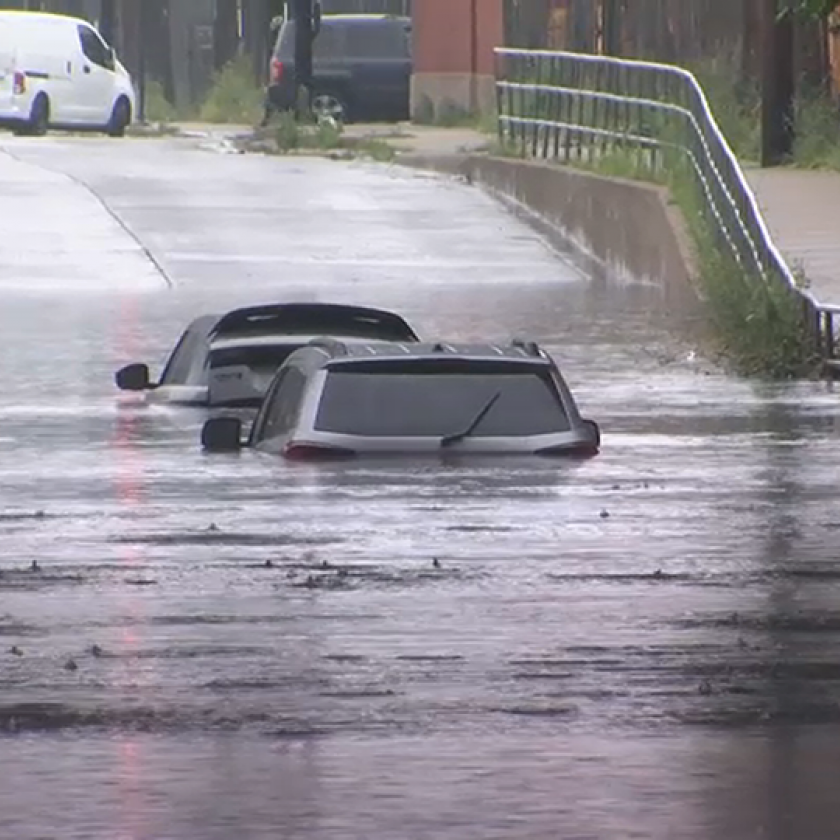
<box><xmin>311</xmin><ymin>90</ymin><xmax>349</xmax><ymax>124</ymax></box>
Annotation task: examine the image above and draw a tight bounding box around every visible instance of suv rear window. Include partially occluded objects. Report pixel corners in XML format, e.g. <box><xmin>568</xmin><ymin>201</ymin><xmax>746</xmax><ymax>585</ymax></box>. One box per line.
<box><xmin>209</xmin><ymin>345</ymin><xmax>297</xmax><ymax>372</ymax></box>
<box><xmin>277</xmin><ymin>20</ymin><xmax>344</xmax><ymax>60</ymax></box>
<box><xmin>314</xmin><ymin>366</ymin><xmax>571</xmax><ymax>437</ymax></box>
<box><xmin>276</xmin><ymin>19</ymin><xmax>410</xmax><ymax>60</ymax></box>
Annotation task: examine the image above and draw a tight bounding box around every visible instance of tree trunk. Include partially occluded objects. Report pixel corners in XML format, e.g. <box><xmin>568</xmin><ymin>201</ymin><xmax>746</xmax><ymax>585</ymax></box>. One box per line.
<box><xmin>214</xmin><ymin>0</ymin><xmax>240</xmax><ymax>71</ymax></box>
<box><xmin>761</xmin><ymin>0</ymin><xmax>796</xmax><ymax>166</ymax></box>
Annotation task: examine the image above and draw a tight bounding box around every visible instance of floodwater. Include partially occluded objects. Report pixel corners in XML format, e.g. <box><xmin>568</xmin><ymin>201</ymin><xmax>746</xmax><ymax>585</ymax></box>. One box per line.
<box><xmin>2</xmin><ymin>134</ymin><xmax>840</xmax><ymax>840</ymax></box>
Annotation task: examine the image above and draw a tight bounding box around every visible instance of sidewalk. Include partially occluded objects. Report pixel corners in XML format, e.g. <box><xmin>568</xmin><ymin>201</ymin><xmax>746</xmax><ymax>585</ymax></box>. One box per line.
<box><xmin>745</xmin><ymin>167</ymin><xmax>840</xmax><ymax>307</ymax></box>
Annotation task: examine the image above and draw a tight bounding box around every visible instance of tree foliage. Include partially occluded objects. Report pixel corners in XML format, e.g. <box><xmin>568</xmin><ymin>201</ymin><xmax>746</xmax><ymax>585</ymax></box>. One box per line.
<box><xmin>786</xmin><ymin>0</ymin><xmax>839</xmax><ymax>18</ymax></box>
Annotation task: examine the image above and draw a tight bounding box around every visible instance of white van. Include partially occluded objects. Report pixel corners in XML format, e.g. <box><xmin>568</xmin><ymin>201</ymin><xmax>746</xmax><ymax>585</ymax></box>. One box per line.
<box><xmin>0</xmin><ymin>11</ymin><xmax>135</xmax><ymax>137</ymax></box>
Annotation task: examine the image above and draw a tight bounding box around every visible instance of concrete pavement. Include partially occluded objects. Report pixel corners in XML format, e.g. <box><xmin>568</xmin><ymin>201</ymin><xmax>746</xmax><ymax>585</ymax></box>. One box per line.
<box><xmin>745</xmin><ymin>167</ymin><xmax>840</xmax><ymax>307</ymax></box>
<box><xmin>161</xmin><ymin>122</ymin><xmax>840</xmax><ymax>309</ymax></box>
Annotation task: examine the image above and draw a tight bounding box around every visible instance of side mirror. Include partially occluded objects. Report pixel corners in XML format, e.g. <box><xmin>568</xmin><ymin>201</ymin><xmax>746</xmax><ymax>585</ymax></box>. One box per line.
<box><xmin>582</xmin><ymin>418</ymin><xmax>601</xmax><ymax>449</ymax></box>
<box><xmin>201</xmin><ymin>417</ymin><xmax>243</xmax><ymax>452</ymax></box>
<box><xmin>115</xmin><ymin>363</ymin><xmax>152</xmax><ymax>391</ymax></box>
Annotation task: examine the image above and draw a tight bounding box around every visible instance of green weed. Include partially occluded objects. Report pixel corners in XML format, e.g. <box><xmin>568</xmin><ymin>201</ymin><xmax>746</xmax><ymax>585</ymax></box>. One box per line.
<box><xmin>199</xmin><ymin>56</ymin><xmax>264</xmax><ymax>125</ymax></box>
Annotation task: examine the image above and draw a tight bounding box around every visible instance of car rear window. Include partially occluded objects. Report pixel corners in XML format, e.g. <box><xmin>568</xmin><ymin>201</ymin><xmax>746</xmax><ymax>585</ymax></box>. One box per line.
<box><xmin>314</xmin><ymin>366</ymin><xmax>571</xmax><ymax>437</ymax></box>
<box><xmin>209</xmin><ymin>345</ymin><xmax>297</xmax><ymax>372</ymax></box>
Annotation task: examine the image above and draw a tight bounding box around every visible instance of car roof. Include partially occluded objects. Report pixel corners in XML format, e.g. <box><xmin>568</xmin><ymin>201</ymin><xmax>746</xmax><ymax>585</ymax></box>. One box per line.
<box><xmin>294</xmin><ymin>14</ymin><xmax>409</xmax><ymax>24</ymax></box>
<box><xmin>209</xmin><ymin>302</ymin><xmax>418</xmax><ymax>342</ymax></box>
<box><xmin>309</xmin><ymin>340</ymin><xmax>551</xmax><ymax>365</ymax></box>
<box><xmin>209</xmin><ymin>333</ymin><xmax>387</xmax><ymax>351</ymax></box>
<box><xmin>0</xmin><ymin>11</ymin><xmax>85</xmax><ymax>23</ymax></box>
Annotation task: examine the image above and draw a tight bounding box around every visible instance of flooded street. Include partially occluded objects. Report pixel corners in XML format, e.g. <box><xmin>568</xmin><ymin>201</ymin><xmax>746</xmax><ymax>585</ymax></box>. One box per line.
<box><xmin>2</xmin><ymin>134</ymin><xmax>840</xmax><ymax>839</ymax></box>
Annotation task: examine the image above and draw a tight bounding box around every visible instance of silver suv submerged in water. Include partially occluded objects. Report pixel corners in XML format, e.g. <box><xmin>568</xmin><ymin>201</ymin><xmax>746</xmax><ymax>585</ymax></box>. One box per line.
<box><xmin>114</xmin><ymin>303</ymin><xmax>420</xmax><ymax>408</ymax></box>
<box><xmin>201</xmin><ymin>339</ymin><xmax>601</xmax><ymax>458</ymax></box>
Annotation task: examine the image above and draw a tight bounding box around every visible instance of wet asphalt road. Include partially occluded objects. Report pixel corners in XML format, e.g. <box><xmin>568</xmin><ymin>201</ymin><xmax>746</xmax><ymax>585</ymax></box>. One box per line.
<box><xmin>2</xmin><ymin>133</ymin><xmax>840</xmax><ymax>839</ymax></box>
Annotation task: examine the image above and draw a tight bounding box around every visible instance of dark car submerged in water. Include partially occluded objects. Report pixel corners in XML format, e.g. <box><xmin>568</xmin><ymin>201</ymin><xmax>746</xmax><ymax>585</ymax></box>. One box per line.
<box><xmin>201</xmin><ymin>339</ymin><xmax>600</xmax><ymax>459</ymax></box>
<box><xmin>113</xmin><ymin>302</ymin><xmax>420</xmax><ymax>409</ymax></box>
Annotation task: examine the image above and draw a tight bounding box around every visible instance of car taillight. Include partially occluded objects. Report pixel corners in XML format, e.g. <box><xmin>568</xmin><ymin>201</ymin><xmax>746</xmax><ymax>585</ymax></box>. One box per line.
<box><xmin>13</xmin><ymin>71</ymin><xmax>26</xmax><ymax>95</ymax></box>
<box><xmin>284</xmin><ymin>441</ymin><xmax>356</xmax><ymax>461</ymax></box>
<box><xmin>270</xmin><ymin>58</ymin><xmax>284</xmax><ymax>84</ymax></box>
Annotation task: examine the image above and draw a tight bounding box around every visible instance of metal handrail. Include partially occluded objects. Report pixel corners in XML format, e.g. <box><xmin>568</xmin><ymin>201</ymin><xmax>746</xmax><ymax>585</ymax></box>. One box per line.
<box><xmin>494</xmin><ymin>47</ymin><xmax>836</xmax><ymax>360</ymax></box>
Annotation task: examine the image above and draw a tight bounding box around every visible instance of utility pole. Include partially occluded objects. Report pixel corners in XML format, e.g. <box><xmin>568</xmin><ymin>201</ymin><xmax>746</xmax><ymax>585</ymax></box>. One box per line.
<box><xmin>601</xmin><ymin>0</ymin><xmax>621</xmax><ymax>55</ymax></box>
<box><xmin>760</xmin><ymin>0</ymin><xmax>796</xmax><ymax>165</ymax></box>
<box><xmin>137</xmin><ymin>0</ymin><xmax>146</xmax><ymax>122</ymax></box>
<box><xmin>292</xmin><ymin>0</ymin><xmax>314</xmax><ymax>116</ymax></box>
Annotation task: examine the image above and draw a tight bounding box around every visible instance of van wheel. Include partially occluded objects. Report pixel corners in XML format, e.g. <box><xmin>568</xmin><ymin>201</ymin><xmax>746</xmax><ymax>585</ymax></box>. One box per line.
<box><xmin>106</xmin><ymin>98</ymin><xmax>131</xmax><ymax>138</ymax></box>
<box><xmin>311</xmin><ymin>90</ymin><xmax>349</xmax><ymax>124</ymax></box>
<box><xmin>20</xmin><ymin>95</ymin><xmax>49</xmax><ymax>136</ymax></box>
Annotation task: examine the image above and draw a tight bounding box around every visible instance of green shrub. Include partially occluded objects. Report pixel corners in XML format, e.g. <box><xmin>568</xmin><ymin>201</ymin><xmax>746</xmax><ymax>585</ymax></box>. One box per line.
<box><xmin>274</xmin><ymin>111</ymin><xmax>300</xmax><ymax>151</ymax></box>
<box><xmin>665</xmin><ymin>162</ymin><xmax>819</xmax><ymax>378</ymax></box>
<box><xmin>143</xmin><ymin>80</ymin><xmax>178</xmax><ymax>124</ymax></box>
<box><xmin>199</xmin><ymin>55</ymin><xmax>264</xmax><ymax>124</ymax></box>
<box><xmin>792</xmin><ymin>89</ymin><xmax>840</xmax><ymax>170</ymax></box>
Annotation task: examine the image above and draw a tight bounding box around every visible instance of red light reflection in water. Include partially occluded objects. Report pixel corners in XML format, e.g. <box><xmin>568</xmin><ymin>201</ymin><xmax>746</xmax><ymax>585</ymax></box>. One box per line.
<box><xmin>111</xmin><ymin>296</ymin><xmax>152</xmax><ymax>839</ymax></box>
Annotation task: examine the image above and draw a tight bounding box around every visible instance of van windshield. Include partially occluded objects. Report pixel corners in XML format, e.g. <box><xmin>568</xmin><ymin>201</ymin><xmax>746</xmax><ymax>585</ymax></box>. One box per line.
<box><xmin>314</xmin><ymin>365</ymin><xmax>571</xmax><ymax>438</ymax></box>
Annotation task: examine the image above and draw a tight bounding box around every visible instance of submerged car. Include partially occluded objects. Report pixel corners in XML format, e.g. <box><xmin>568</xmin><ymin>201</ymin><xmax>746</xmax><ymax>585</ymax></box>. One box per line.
<box><xmin>114</xmin><ymin>303</ymin><xmax>420</xmax><ymax>408</ymax></box>
<box><xmin>201</xmin><ymin>339</ymin><xmax>600</xmax><ymax>458</ymax></box>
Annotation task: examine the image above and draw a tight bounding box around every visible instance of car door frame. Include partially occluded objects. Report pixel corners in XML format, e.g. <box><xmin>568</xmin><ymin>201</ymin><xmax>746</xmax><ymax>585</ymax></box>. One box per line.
<box><xmin>74</xmin><ymin>23</ymin><xmax>116</xmax><ymax>125</ymax></box>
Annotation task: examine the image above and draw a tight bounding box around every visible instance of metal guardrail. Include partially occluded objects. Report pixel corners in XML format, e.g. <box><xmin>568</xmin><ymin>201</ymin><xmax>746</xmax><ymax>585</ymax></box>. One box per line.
<box><xmin>494</xmin><ymin>47</ymin><xmax>840</xmax><ymax>364</ymax></box>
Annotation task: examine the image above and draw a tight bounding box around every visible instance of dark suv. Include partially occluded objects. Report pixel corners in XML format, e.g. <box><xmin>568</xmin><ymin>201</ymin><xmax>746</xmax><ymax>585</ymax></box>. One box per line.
<box><xmin>265</xmin><ymin>14</ymin><xmax>412</xmax><ymax>123</ymax></box>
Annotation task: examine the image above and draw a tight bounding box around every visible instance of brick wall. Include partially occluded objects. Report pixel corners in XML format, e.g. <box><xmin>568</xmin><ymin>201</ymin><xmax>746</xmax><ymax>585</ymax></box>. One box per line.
<box><xmin>411</xmin><ymin>0</ymin><xmax>503</xmax><ymax>120</ymax></box>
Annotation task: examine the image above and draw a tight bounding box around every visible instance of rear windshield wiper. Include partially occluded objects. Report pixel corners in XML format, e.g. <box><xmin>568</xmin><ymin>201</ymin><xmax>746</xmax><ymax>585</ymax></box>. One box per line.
<box><xmin>440</xmin><ymin>391</ymin><xmax>501</xmax><ymax>448</ymax></box>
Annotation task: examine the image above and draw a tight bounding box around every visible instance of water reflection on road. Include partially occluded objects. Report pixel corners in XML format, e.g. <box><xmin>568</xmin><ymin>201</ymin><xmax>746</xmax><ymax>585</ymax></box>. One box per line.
<box><xmin>1</xmin><ymin>136</ymin><xmax>840</xmax><ymax>839</ymax></box>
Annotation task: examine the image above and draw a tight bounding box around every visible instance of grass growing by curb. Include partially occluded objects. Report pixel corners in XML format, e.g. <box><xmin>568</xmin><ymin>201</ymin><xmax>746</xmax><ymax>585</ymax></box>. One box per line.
<box><xmin>500</xmin><ymin>138</ymin><xmax>820</xmax><ymax>378</ymax></box>
<box><xmin>668</xmin><ymin>167</ymin><xmax>819</xmax><ymax>378</ymax></box>
<box><xmin>246</xmin><ymin>113</ymin><xmax>398</xmax><ymax>162</ymax></box>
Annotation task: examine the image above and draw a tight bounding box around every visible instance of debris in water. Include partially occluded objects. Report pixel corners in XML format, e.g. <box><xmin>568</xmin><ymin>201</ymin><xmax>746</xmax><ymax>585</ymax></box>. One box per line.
<box><xmin>90</xmin><ymin>644</ymin><xmax>104</xmax><ymax>658</ymax></box>
<box><xmin>64</xmin><ymin>658</ymin><xmax>78</xmax><ymax>672</ymax></box>
<box><xmin>9</xmin><ymin>646</ymin><xmax>23</xmax><ymax>657</ymax></box>
<box><xmin>432</xmin><ymin>558</ymin><xmax>441</xmax><ymax>569</ymax></box>
<box><xmin>207</xmin><ymin>523</ymin><xmax>220</xmax><ymax>532</ymax></box>
<box><xmin>698</xmin><ymin>680</ymin><xmax>712</xmax><ymax>696</ymax></box>
<box><xmin>321</xmin><ymin>560</ymin><xmax>330</xmax><ymax>569</ymax></box>
<box><xmin>652</xmin><ymin>569</ymin><xmax>664</xmax><ymax>579</ymax></box>
<box><xmin>599</xmin><ymin>510</ymin><xmax>610</xmax><ymax>519</ymax></box>
<box><xmin>264</xmin><ymin>559</ymin><xmax>274</xmax><ymax>569</ymax></box>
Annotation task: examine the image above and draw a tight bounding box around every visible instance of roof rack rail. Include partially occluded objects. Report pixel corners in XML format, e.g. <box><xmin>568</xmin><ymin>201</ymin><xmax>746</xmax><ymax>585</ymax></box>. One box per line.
<box><xmin>511</xmin><ymin>339</ymin><xmax>542</xmax><ymax>357</ymax></box>
<box><xmin>308</xmin><ymin>337</ymin><xmax>348</xmax><ymax>355</ymax></box>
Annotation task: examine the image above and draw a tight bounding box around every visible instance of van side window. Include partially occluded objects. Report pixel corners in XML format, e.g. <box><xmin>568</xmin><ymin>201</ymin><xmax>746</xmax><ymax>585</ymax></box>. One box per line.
<box><xmin>346</xmin><ymin>23</ymin><xmax>408</xmax><ymax>59</ymax></box>
<box><xmin>78</xmin><ymin>26</ymin><xmax>111</xmax><ymax>69</ymax></box>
